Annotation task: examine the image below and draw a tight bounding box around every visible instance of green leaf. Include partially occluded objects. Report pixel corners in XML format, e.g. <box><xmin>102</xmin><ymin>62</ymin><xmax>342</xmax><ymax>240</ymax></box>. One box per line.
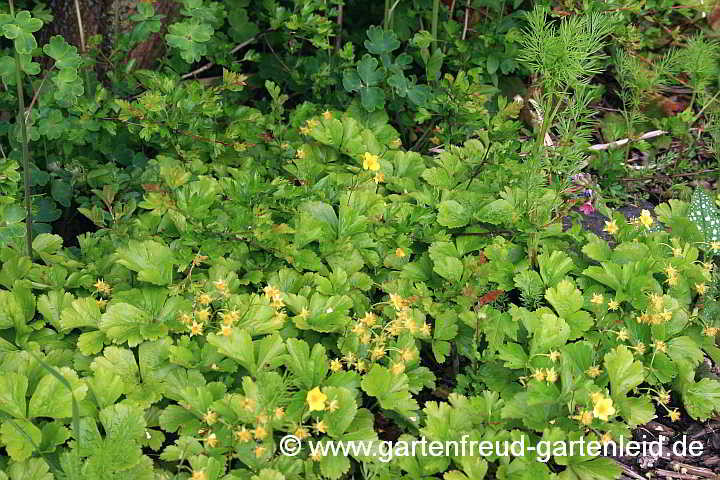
<box><xmin>206</xmin><ymin>328</ymin><xmax>255</xmax><ymax>374</ymax></box>
<box><xmin>530</xmin><ymin>313</ymin><xmax>570</xmax><ymax>355</ymax></box>
<box><xmin>361</xmin><ymin>365</ymin><xmax>418</xmax><ymax>416</ymax></box>
<box><xmin>545</xmin><ymin>278</ymin><xmax>583</xmax><ymax>318</ymax></box>
<box><xmin>539</xmin><ymin>250</ymin><xmax>575</xmax><ymax>287</ymax></box>
<box><xmin>28</xmin><ymin>367</ymin><xmax>88</xmax><ymax>418</ymax></box>
<box><xmin>682</xmin><ymin>378</ymin><xmax>720</xmax><ymax>420</ymax></box>
<box><xmin>604</xmin><ymin>346</ymin><xmax>645</xmax><ymax>398</ymax></box>
<box><xmin>115</xmin><ymin>239</ymin><xmax>175</xmax><ymax>285</ymax></box>
<box><xmin>284</xmin><ymin>339</ymin><xmax>328</xmax><ymax>390</ymax></box>
<box><xmin>7</xmin><ymin>457</ymin><xmax>53</xmax><ymax>480</ymax></box>
<box><xmin>615</xmin><ymin>395</ymin><xmax>655</xmax><ymax>427</ymax></box>
<box><xmin>356</xmin><ymin>55</ymin><xmax>383</xmax><ymax>86</ymax></box>
<box><xmin>42</xmin><ymin>35</ymin><xmax>81</xmax><ymax>69</ymax></box>
<box><xmin>364</xmin><ymin>26</ymin><xmax>400</xmax><ymax>55</ymax></box>
<box><xmin>437</xmin><ymin>200</ymin><xmax>470</xmax><ymax>228</ymax></box>
<box><xmin>60</xmin><ymin>296</ymin><xmax>101</xmax><ymax>330</ymax></box>
<box><xmin>1</xmin><ymin>419</ymin><xmax>41</xmax><ymax>461</ymax></box>
<box><xmin>0</xmin><ymin>372</ymin><xmax>28</xmax><ymax>418</ymax></box>
<box><xmin>559</xmin><ymin>456</ymin><xmax>622</xmax><ymax>480</ymax></box>
<box><xmin>99</xmin><ymin>302</ymin><xmax>165</xmax><ymax>347</ymax></box>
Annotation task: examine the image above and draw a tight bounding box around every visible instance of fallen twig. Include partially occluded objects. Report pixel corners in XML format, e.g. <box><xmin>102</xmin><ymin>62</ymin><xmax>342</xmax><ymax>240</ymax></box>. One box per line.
<box><xmin>588</xmin><ymin>130</ymin><xmax>667</xmax><ymax>151</ymax></box>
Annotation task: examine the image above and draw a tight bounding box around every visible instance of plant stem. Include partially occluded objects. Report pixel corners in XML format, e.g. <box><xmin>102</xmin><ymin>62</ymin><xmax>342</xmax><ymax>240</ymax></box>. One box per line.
<box><xmin>431</xmin><ymin>0</ymin><xmax>440</xmax><ymax>55</ymax></box>
<box><xmin>9</xmin><ymin>0</ymin><xmax>33</xmax><ymax>257</ymax></box>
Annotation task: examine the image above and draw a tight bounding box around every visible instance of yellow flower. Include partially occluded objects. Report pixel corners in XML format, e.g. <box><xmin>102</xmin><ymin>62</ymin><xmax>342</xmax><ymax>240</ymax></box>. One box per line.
<box><xmin>328</xmin><ymin>399</ymin><xmax>339</xmax><ymax>412</ymax></box>
<box><xmin>664</xmin><ymin>265</ymin><xmax>677</xmax><ymax>279</ymax></box>
<box><xmin>391</xmin><ymin>362</ymin><xmax>405</xmax><ymax>375</ymax></box>
<box><xmin>243</xmin><ymin>397</ymin><xmax>255</xmax><ymax>411</ymax></box>
<box><xmin>192</xmin><ymin>471</ymin><xmax>207</xmax><ymax>480</ymax></box>
<box><xmin>362</xmin><ymin>152</ymin><xmax>380</xmax><ymax>171</ymax></box>
<box><xmin>672</xmin><ymin>247</ymin><xmax>683</xmax><ymax>257</ymax></box>
<box><xmin>668</xmin><ymin>409</ymin><xmax>681</xmax><ymax>422</ymax></box>
<box><xmin>355</xmin><ymin>360</ymin><xmax>367</xmax><ymax>373</ymax></box>
<box><xmin>213</xmin><ymin>279</ymin><xmax>227</xmax><ymax>291</ymax></box>
<box><xmin>420</xmin><ymin>323</ymin><xmax>432</xmax><ymax>336</ymax></box>
<box><xmin>94</xmin><ymin>279</ymin><xmax>111</xmax><ymax>295</ymax></box>
<box><xmin>695</xmin><ymin>283</ymin><xmax>708</xmax><ymax>295</ymax></box>
<box><xmin>430</xmin><ymin>136</ymin><xmax>441</xmax><ymax>145</ymax></box>
<box><xmin>330</xmin><ymin>359</ymin><xmax>343</xmax><ymax>372</ymax></box>
<box><xmin>294</xmin><ymin>426</ymin><xmax>309</xmax><ymax>439</ymax></box>
<box><xmin>307</xmin><ymin>387</ymin><xmax>327</xmax><ymax>411</ymax></box>
<box><xmin>616</xmin><ymin>328</ymin><xmax>629</xmax><ymax>341</ymax></box>
<box><xmin>256</xmin><ymin>414</ymin><xmax>268</xmax><ymax>424</ymax></box>
<box><xmin>590</xmin><ymin>392</ymin><xmax>605</xmax><ymax>404</ymax></box>
<box><xmin>234</xmin><ymin>426</ymin><xmax>252</xmax><ymax>442</ymax></box>
<box><xmin>580</xmin><ymin>411</ymin><xmax>593</xmax><ymax>425</ymax></box>
<box><xmin>195</xmin><ymin>309</ymin><xmax>210</xmax><ymax>322</ymax></box>
<box><xmin>532</xmin><ymin>369</ymin><xmax>546</xmax><ymax>382</ymax></box>
<box><xmin>655</xmin><ymin>389</ymin><xmax>670</xmax><ymax>405</ymax></box>
<box><xmin>296</xmin><ymin>148</ymin><xmax>306</xmax><ymax>158</ymax></box>
<box><xmin>254</xmin><ymin>445</ymin><xmax>266</xmax><ymax>458</ymax></box>
<box><xmin>601</xmin><ymin>432</ymin><xmax>613</xmax><ymax>444</ymax></box>
<box><xmin>221</xmin><ymin>324</ymin><xmax>232</xmax><ymax>337</ymax></box>
<box><xmin>593</xmin><ymin>397</ymin><xmax>616</xmax><ymax>421</ymax></box>
<box><xmin>307</xmin><ymin>119</ymin><xmax>318</xmax><ymax>129</ymax></box>
<box><xmin>189</xmin><ymin>321</ymin><xmax>204</xmax><ymax>337</ymax></box>
<box><xmin>591</xmin><ymin>293</ymin><xmax>604</xmax><ymax>305</ymax></box>
<box><xmin>633</xmin><ymin>342</ymin><xmax>646</xmax><ymax>354</ymax></box>
<box><xmin>638</xmin><ymin>209</ymin><xmax>653</xmax><ymax>229</ymax></box>
<box><xmin>391</xmin><ymin>138</ymin><xmax>402</xmax><ymax>148</ymax></box>
<box><xmin>253</xmin><ymin>426</ymin><xmax>268</xmax><ymax>440</ymax></box>
<box><xmin>203</xmin><ymin>410</ymin><xmax>217</xmax><ymax>425</ymax></box>
<box><xmin>96</xmin><ymin>299</ymin><xmax>108</xmax><ymax>309</ymax></box>
<box><xmin>222</xmin><ymin>310</ymin><xmax>239</xmax><ymax>325</ymax></box>
<box><xmin>710</xmin><ymin>241</ymin><xmax>720</xmax><ymax>251</ymax></box>
<box><xmin>206</xmin><ymin>432</ymin><xmax>217</xmax><ymax>447</ymax></box>
<box><xmin>649</xmin><ymin>293</ymin><xmax>664</xmax><ymax>311</ymax></box>
<box><xmin>548</xmin><ymin>351</ymin><xmax>561</xmax><ymax>362</ymax></box>
<box><xmin>603</xmin><ymin>220</ymin><xmax>618</xmax><ymax>235</ymax></box>
<box><xmin>197</xmin><ymin>293</ymin><xmax>213</xmax><ymax>305</ymax></box>
<box><xmin>653</xmin><ymin>340</ymin><xmax>667</xmax><ymax>353</ymax></box>
<box><xmin>401</xmin><ymin>348</ymin><xmax>415</xmax><ymax>362</ymax></box>
<box><xmin>545</xmin><ymin>367</ymin><xmax>558</xmax><ymax>383</ymax></box>
<box><xmin>310</xmin><ymin>450</ymin><xmax>322</xmax><ymax>462</ymax></box>
<box><xmin>608</xmin><ymin>300</ymin><xmax>620</xmax><ymax>311</ymax></box>
<box><xmin>275</xmin><ymin>407</ymin><xmax>285</xmax><ymax>419</ymax></box>
<box><xmin>322</xmin><ymin>110</ymin><xmax>332</xmax><ymax>120</ymax></box>
<box><xmin>395</xmin><ymin>247</ymin><xmax>406</xmax><ymax>258</ymax></box>
<box><xmin>313</xmin><ymin>420</ymin><xmax>328</xmax><ymax>434</ymax></box>
<box><xmin>389</xmin><ymin>293</ymin><xmax>407</xmax><ymax>310</ymax></box>
<box><xmin>586</xmin><ymin>366</ymin><xmax>602</xmax><ymax>378</ymax></box>
<box><xmin>703</xmin><ymin>326</ymin><xmax>719</xmax><ymax>336</ymax></box>
<box><xmin>373</xmin><ymin>172</ymin><xmax>385</xmax><ymax>184</ymax></box>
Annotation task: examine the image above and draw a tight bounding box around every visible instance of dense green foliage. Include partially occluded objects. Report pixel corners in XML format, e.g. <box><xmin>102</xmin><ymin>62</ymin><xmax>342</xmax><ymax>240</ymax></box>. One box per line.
<box><xmin>1</xmin><ymin>1</ymin><xmax>720</xmax><ymax>479</ymax></box>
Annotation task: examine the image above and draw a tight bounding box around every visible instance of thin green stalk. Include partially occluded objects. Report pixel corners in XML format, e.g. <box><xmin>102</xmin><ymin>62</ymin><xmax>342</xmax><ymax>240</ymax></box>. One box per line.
<box><xmin>384</xmin><ymin>0</ymin><xmax>391</xmax><ymax>30</ymax></box>
<box><xmin>431</xmin><ymin>0</ymin><xmax>440</xmax><ymax>55</ymax></box>
<box><xmin>9</xmin><ymin>0</ymin><xmax>32</xmax><ymax>258</ymax></box>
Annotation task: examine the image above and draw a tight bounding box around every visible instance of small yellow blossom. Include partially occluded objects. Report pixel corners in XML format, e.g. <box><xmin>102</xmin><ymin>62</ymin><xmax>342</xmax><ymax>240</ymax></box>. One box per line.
<box><xmin>401</xmin><ymin>348</ymin><xmax>415</xmax><ymax>362</ymax></box>
<box><xmin>638</xmin><ymin>210</ymin><xmax>653</xmax><ymax>229</ymax></box>
<box><xmin>307</xmin><ymin>387</ymin><xmax>327</xmax><ymax>411</ymax></box>
<box><xmin>591</xmin><ymin>392</ymin><xmax>606</xmax><ymax>405</ymax></box>
<box><xmin>371</xmin><ymin>345</ymin><xmax>385</xmax><ymax>360</ymax></box>
<box><xmin>391</xmin><ymin>138</ymin><xmax>402</xmax><ymax>148</ymax></box>
<box><xmin>275</xmin><ymin>407</ymin><xmax>285</xmax><ymax>419</ymax></box>
<box><xmin>255</xmin><ymin>445</ymin><xmax>266</xmax><ymax>458</ymax></box>
<box><xmin>603</xmin><ymin>220</ymin><xmax>619</xmax><ymax>235</ymax></box>
<box><xmin>197</xmin><ymin>293</ymin><xmax>213</xmax><ymax>305</ymax></box>
<box><xmin>362</xmin><ymin>152</ymin><xmax>380</xmax><ymax>171</ymax></box>
<box><xmin>256</xmin><ymin>414</ymin><xmax>268</xmax><ymax>424</ymax></box>
<box><xmin>243</xmin><ymin>398</ymin><xmax>255</xmax><ymax>411</ymax></box>
<box><xmin>389</xmin><ymin>293</ymin><xmax>408</xmax><ymax>310</ymax></box>
<box><xmin>532</xmin><ymin>369</ymin><xmax>546</xmax><ymax>382</ymax></box>
<box><xmin>616</xmin><ymin>329</ymin><xmax>629</xmax><ymax>342</ymax></box>
<box><xmin>593</xmin><ymin>397</ymin><xmax>616</xmax><ymax>421</ymax></box>
<box><xmin>330</xmin><ymin>359</ymin><xmax>343</xmax><ymax>372</ymax></box>
<box><xmin>668</xmin><ymin>409</ymin><xmax>681</xmax><ymax>422</ymax></box>
<box><xmin>601</xmin><ymin>432</ymin><xmax>613</xmax><ymax>444</ymax></box>
<box><xmin>672</xmin><ymin>247</ymin><xmax>683</xmax><ymax>257</ymax></box>
<box><xmin>328</xmin><ymin>399</ymin><xmax>339</xmax><ymax>412</ymax></box>
<box><xmin>313</xmin><ymin>420</ymin><xmax>328</xmax><ymax>434</ymax></box>
<box><xmin>355</xmin><ymin>360</ymin><xmax>367</xmax><ymax>373</ymax></box>
<box><xmin>591</xmin><ymin>293</ymin><xmax>604</xmax><ymax>305</ymax></box>
<box><xmin>254</xmin><ymin>426</ymin><xmax>268</xmax><ymax>440</ymax></box>
<box><xmin>192</xmin><ymin>471</ymin><xmax>207</xmax><ymax>480</ymax></box>
<box><xmin>222</xmin><ymin>310</ymin><xmax>239</xmax><ymax>325</ymax></box>
<box><xmin>96</xmin><ymin>299</ymin><xmax>108</xmax><ymax>309</ymax></box>
<box><xmin>299</xmin><ymin>126</ymin><xmax>310</xmax><ymax>135</ymax></box>
<box><xmin>580</xmin><ymin>411</ymin><xmax>593</xmax><ymax>425</ymax></box>
<box><xmin>361</xmin><ymin>312</ymin><xmax>377</xmax><ymax>326</ymax></box>
<box><xmin>195</xmin><ymin>309</ymin><xmax>210</xmax><ymax>322</ymax></box>
<box><xmin>390</xmin><ymin>362</ymin><xmax>405</xmax><ymax>375</ymax></box>
<box><xmin>703</xmin><ymin>326</ymin><xmax>719</xmax><ymax>336</ymax></box>
<box><xmin>653</xmin><ymin>340</ymin><xmax>667</xmax><ymax>353</ymax></box>
<box><xmin>294</xmin><ymin>426</ymin><xmax>309</xmax><ymax>439</ymax></box>
<box><xmin>545</xmin><ymin>368</ymin><xmax>558</xmax><ymax>383</ymax></box>
<box><xmin>178</xmin><ymin>312</ymin><xmax>192</xmax><ymax>324</ymax></box>
<box><xmin>586</xmin><ymin>366</ymin><xmax>602</xmax><ymax>378</ymax></box>
<box><xmin>429</xmin><ymin>136</ymin><xmax>441</xmax><ymax>145</ymax></box>
<box><xmin>710</xmin><ymin>241</ymin><xmax>720</xmax><ymax>251</ymax></box>
<box><xmin>213</xmin><ymin>279</ymin><xmax>227</xmax><ymax>291</ymax></box>
<box><xmin>655</xmin><ymin>390</ymin><xmax>670</xmax><ymax>405</ymax></box>
<box><xmin>190</xmin><ymin>321</ymin><xmax>204</xmax><ymax>337</ymax></box>
<box><xmin>420</xmin><ymin>322</ymin><xmax>431</xmax><ymax>336</ymax></box>
<box><xmin>206</xmin><ymin>432</ymin><xmax>217</xmax><ymax>448</ymax></box>
<box><xmin>307</xmin><ymin>119</ymin><xmax>318</xmax><ymax>129</ymax></box>
<box><xmin>352</xmin><ymin>323</ymin><xmax>366</xmax><ymax>336</ymax></box>
<box><xmin>235</xmin><ymin>426</ymin><xmax>252</xmax><ymax>442</ymax></box>
<box><xmin>296</xmin><ymin>148</ymin><xmax>306</xmax><ymax>158</ymax></box>
<box><xmin>395</xmin><ymin>247</ymin><xmax>406</xmax><ymax>258</ymax></box>
<box><xmin>310</xmin><ymin>450</ymin><xmax>322</xmax><ymax>462</ymax></box>
<box><xmin>549</xmin><ymin>351</ymin><xmax>561</xmax><ymax>362</ymax></box>
<box><xmin>94</xmin><ymin>279</ymin><xmax>111</xmax><ymax>295</ymax></box>
<box><xmin>221</xmin><ymin>324</ymin><xmax>232</xmax><ymax>337</ymax></box>
<box><xmin>649</xmin><ymin>293</ymin><xmax>664</xmax><ymax>311</ymax></box>
<box><xmin>695</xmin><ymin>283</ymin><xmax>708</xmax><ymax>295</ymax></box>
<box><xmin>203</xmin><ymin>410</ymin><xmax>217</xmax><ymax>425</ymax></box>
<box><xmin>322</xmin><ymin>110</ymin><xmax>332</xmax><ymax>120</ymax></box>
<box><xmin>373</xmin><ymin>172</ymin><xmax>385</xmax><ymax>184</ymax></box>
<box><xmin>633</xmin><ymin>342</ymin><xmax>646</xmax><ymax>354</ymax></box>
<box><xmin>298</xmin><ymin>307</ymin><xmax>310</xmax><ymax>320</ymax></box>
<box><xmin>608</xmin><ymin>300</ymin><xmax>620</xmax><ymax>311</ymax></box>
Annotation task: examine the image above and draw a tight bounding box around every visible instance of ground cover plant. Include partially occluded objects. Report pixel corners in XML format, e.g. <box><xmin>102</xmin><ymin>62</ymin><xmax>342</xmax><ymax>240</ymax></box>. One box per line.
<box><xmin>0</xmin><ymin>0</ymin><xmax>720</xmax><ymax>479</ymax></box>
